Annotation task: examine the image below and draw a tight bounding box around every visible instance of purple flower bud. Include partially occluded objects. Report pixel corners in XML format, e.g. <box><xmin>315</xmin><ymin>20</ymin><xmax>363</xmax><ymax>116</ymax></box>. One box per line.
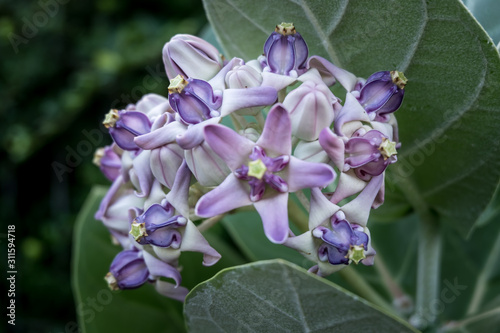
<box><xmin>130</xmin><ymin>203</ymin><xmax>187</xmax><ymax>248</ymax></box>
<box><xmin>283</xmin><ymin>80</ymin><xmax>335</xmax><ymax>141</ymax></box>
<box><xmin>344</xmin><ymin>129</ymin><xmax>398</xmax><ymax>180</ymax></box>
<box><xmin>163</xmin><ymin>34</ymin><xmax>223</xmax><ymax>81</ymax></box>
<box><xmin>357</xmin><ymin>71</ymin><xmax>407</xmax><ymax>122</ymax></box>
<box><xmin>103</xmin><ymin>109</ymin><xmax>152</xmax><ymax>151</ymax></box>
<box><xmin>263</xmin><ymin>22</ymin><xmax>308</xmax><ymax>76</ymax></box>
<box><xmin>185</xmin><ymin>140</ymin><xmax>231</xmax><ymax>187</ymax></box>
<box><xmin>225</xmin><ymin>64</ymin><xmax>265</xmax><ymax>116</ymax></box>
<box><xmin>168</xmin><ymin>75</ymin><xmax>222</xmax><ymax>125</ymax></box>
<box><xmin>93</xmin><ymin>144</ymin><xmax>122</xmax><ymax>181</ymax></box>
<box><xmin>150</xmin><ymin>143</ymin><xmax>184</xmax><ymax>189</ymax></box>
<box><xmin>312</xmin><ymin>212</ymin><xmax>369</xmax><ymax>265</ymax></box>
<box><xmin>105</xmin><ymin>249</ymin><xmax>150</xmax><ymax>290</ymax></box>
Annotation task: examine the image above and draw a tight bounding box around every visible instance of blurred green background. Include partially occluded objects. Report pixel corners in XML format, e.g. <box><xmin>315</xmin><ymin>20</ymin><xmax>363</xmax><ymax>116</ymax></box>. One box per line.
<box><xmin>0</xmin><ymin>0</ymin><xmax>207</xmax><ymax>331</ymax></box>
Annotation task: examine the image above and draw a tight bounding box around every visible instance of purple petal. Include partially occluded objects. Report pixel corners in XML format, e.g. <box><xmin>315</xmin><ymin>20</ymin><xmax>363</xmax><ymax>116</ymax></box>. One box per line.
<box><xmin>165</xmin><ymin>161</ymin><xmax>191</xmax><ymax>217</ymax></box>
<box><xmin>142</xmin><ymin>251</ymin><xmax>182</xmax><ymax>287</ymax></box>
<box><xmin>287</xmin><ymin>157</ymin><xmax>335</xmax><ymax>192</ymax></box>
<box><xmin>307</xmin><ymin>56</ymin><xmax>358</xmax><ymax>90</ymax></box>
<box><xmin>341</xmin><ymin>174</ymin><xmax>384</xmax><ymax>226</ymax></box>
<box><xmin>219</xmin><ymin>86</ymin><xmax>277</xmax><ymax>117</ymax></box>
<box><xmin>333</xmin><ymin>93</ymin><xmax>371</xmax><ymax>136</ymax></box>
<box><xmin>179</xmin><ymin>220</ymin><xmax>221</xmax><ymax>266</ymax></box>
<box><xmin>130</xmin><ymin>150</ymin><xmax>154</xmax><ymax>198</ymax></box>
<box><xmin>150</xmin><ymin>143</ymin><xmax>184</xmax><ymax>189</ymax></box>
<box><xmin>253</xmin><ymin>192</ymin><xmax>289</xmax><ymax>244</ymax></box>
<box><xmin>176</xmin><ymin>117</ymin><xmax>220</xmax><ymax>150</ymax></box>
<box><xmin>134</xmin><ymin>121</ymin><xmax>187</xmax><ymax>150</ymax></box>
<box><xmin>261</xmin><ymin>71</ymin><xmax>297</xmax><ymax>92</ymax></box>
<box><xmin>329</xmin><ymin>170</ymin><xmax>367</xmax><ymax>204</ymax></box>
<box><xmin>256</xmin><ymin>104</ymin><xmax>291</xmax><ymax>156</ymax></box>
<box><xmin>195</xmin><ymin>174</ymin><xmax>252</xmax><ymax>217</ymax></box>
<box><xmin>109</xmin><ymin>250</ymin><xmax>149</xmax><ymax>289</ymax></box>
<box><xmin>155</xmin><ymin>280</ymin><xmax>189</xmax><ymax>302</ymax></box>
<box><xmin>203</xmin><ymin>124</ymin><xmax>254</xmax><ymax>170</ymax></box>
<box><xmin>318</xmin><ymin>127</ymin><xmax>345</xmax><ymax>170</ymax></box>
<box><xmin>309</xmin><ymin>187</ymin><xmax>340</xmax><ymax>229</ymax></box>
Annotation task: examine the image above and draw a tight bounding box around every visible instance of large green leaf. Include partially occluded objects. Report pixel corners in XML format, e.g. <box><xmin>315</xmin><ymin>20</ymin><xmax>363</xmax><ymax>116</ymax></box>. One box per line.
<box><xmin>202</xmin><ymin>0</ymin><xmax>500</xmax><ymax>236</ymax></box>
<box><xmin>463</xmin><ymin>0</ymin><xmax>500</xmax><ymax>44</ymax></box>
<box><xmin>71</xmin><ymin>185</ymin><xmax>247</xmax><ymax>332</ymax></box>
<box><xmin>184</xmin><ymin>259</ymin><xmax>419</xmax><ymax>332</ymax></box>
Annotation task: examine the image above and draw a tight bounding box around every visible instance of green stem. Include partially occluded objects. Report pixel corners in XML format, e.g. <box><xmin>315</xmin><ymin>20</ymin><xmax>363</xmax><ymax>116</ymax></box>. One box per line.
<box><xmin>288</xmin><ymin>199</ymin><xmax>309</xmax><ymax>233</ymax></box>
<box><xmin>278</xmin><ymin>88</ymin><xmax>287</xmax><ymax>103</ymax></box>
<box><xmin>395</xmin><ymin>174</ymin><xmax>442</xmax><ymax>329</ymax></box>
<box><xmin>339</xmin><ymin>266</ymin><xmax>393</xmax><ymax>313</ymax></box>
<box><xmin>255</xmin><ymin>111</ymin><xmax>266</xmax><ymax>130</ymax></box>
<box><xmin>466</xmin><ymin>228</ymin><xmax>500</xmax><ymax>315</ymax></box>
<box><xmin>373</xmin><ymin>250</ymin><xmax>413</xmax><ymax>316</ymax></box>
<box><xmin>442</xmin><ymin>307</ymin><xmax>500</xmax><ymax>331</ymax></box>
<box><xmin>197</xmin><ymin>214</ymin><xmax>225</xmax><ymax>232</ymax></box>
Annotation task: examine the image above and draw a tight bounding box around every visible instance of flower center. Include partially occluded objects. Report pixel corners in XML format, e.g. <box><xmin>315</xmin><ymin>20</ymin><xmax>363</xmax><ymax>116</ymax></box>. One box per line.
<box><xmin>247</xmin><ymin>159</ymin><xmax>267</xmax><ymax>179</ymax></box>
<box><xmin>275</xmin><ymin>22</ymin><xmax>296</xmax><ymax>35</ymax></box>
<box><xmin>129</xmin><ymin>221</ymin><xmax>148</xmax><ymax>242</ymax></box>
<box><xmin>103</xmin><ymin>109</ymin><xmax>119</xmax><ymax>128</ymax></box>
<box><xmin>234</xmin><ymin>146</ymin><xmax>289</xmax><ymax>201</ymax></box>
<box><xmin>347</xmin><ymin>244</ymin><xmax>366</xmax><ymax>264</ymax></box>
<box><xmin>378</xmin><ymin>138</ymin><xmax>397</xmax><ymax>160</ymax></box>
<box><xmin>168</xmin><ymin>74</ymin><xmax>189</xmax><ymax>94</ymax></box>
<box><xmin>390</xmin><ymin>70</ymin><xmax>407</xmax><ymax>89</ymax></box>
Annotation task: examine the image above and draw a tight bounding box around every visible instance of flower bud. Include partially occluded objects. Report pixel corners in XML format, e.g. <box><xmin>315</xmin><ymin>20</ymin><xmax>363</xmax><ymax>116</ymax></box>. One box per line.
<box><xmin>93</xmin><ymin>144</ymin><xmax>122</xmax><ymax>181</ymax></box>
<box><xmin>168</xmin><ymin>75</ymin><xmax>222</xmax><ymax>125</ymax></box>
<box><xmin>225</xmin><ymin>64</ymin><xmax>265</xmax><ymax>115</ymax></box>
<box><xmin>185</xmin><ymin>140</ymin><xmax>231</xmax><ymax>187</ymax></box>
<box><xmin>163</xmin><ymin>34</ymin><xmax>223</xmax><ymax>81</ymax></box>
<box><xmin>103</xmin><ymin>109</ymin><xmax>152</xmax><ymax>151</ymax></box>
<box><xmin>105</xmin><ymin>249</ymin><xmax>149</xmax><ymax>290</ymax></box>
<box><xmin>130</xmin><ymin>203</ymin><xmax>187</xmax><ymax>248</ymax></box>
<box><xmin>357</xmin><ymin>71</ymin><xmax>406</xmax><ymax>122</ymax></box>
<box><xmin>283</xmin><ymin>80</ymin><xmax>335</xmax><ymax>141</ymax></box>
<box><xmin>312</xmin><ymin>212</ymin><xmax>369</xmax><ymax>266</ymax></box>
<box><xmin>263</xmin><ymin>22</ymin><xmax>308</xmax><ymax>76</ymax></box>
<box><xmin>344</xmin><ymin>129</ymin><xmax>398</xmax><ymax>180</ymax></box>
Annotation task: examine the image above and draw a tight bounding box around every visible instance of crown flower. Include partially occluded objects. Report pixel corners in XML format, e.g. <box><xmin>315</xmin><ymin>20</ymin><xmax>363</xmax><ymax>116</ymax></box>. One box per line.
<box><xmin>93</xmin><ymin>22</ymin><xmax>406</xmax><ymax>303</ymax></box>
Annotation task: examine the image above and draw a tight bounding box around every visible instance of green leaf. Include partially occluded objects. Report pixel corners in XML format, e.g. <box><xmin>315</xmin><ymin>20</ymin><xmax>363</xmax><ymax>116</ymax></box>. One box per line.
<box><xmin>463</xmin><ymin>0</ymin><xmax>500</xmax><ymax>43</ymax></box>
<box><xmin>203</xmin><ymin>0</ymin><xmax>500</xmax><ymax>237</ymax></box>
<box><xmin>184</xmin><ymin>259</ymin><xmax>419</xmax><ymax>332</ymax></box>
<box><xmin>71</xmin><ymin>186</ymin><xmax>247</xmax><ymax>332</ymax></box>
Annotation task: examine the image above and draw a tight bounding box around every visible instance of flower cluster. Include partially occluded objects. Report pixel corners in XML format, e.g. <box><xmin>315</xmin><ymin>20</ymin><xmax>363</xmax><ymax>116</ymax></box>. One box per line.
<box><xmin>94</xmin><ymin>22</ymin><xmax>406</xmax><ymax>299</ymax></box>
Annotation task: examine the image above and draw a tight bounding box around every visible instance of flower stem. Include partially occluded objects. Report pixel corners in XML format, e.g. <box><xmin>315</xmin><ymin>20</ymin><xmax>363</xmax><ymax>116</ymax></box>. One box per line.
<box><xmin>373</xmin><ymin>250</ymin><xmax>413</xmax><ymax>316</ymax></box>
<box><xmin>287</xmin><ymin>199</ymin><xmax>309</xmax><ymax>233</ymax></box>
<box><xmin>339</xmin><ymin>266</ymin><xmax>393</xmax><ymax>313</ymax></box>
<box><xmin>394</xmin><ymin>173</ymin><xmax>442</xmax><ymax>330</ymax></box>
<box><xmin>197</xmin><ymin>214</ymin><xmax>225</xmax><ymax>232</ymax></box>
<box><xmin>278</xmin><ymin>88</ymin><xmax>287</xmax><ymax>103</ymax></box>
<box><xmin>441</xmin><ymin>306</ymin><xmax>500</xmax><ymax>331</ymax></box>
<box><xmin>255</xmin><ymin>111</ymin><xmax>266</xmax><ymax>130</ymax></box>
<box><xmin>466</xmin><ymin>228</ymin><xmax>500</xmax><ymax>315</ymax></box>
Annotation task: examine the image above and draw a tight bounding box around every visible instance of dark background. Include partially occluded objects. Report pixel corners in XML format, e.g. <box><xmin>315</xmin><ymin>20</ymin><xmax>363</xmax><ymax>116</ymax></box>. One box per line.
<box><xmin>0</xmin><ymin>1</ymin><xmax>206</xmax><ymax>331</ymax></box>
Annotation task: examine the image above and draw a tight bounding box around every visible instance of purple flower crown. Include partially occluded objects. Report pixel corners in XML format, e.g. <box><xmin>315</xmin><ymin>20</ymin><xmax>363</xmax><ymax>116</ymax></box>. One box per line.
<box><xmin>93</xmin><ymin>22</ymin><xmax>407</xmax><ymax>300</ymax></box>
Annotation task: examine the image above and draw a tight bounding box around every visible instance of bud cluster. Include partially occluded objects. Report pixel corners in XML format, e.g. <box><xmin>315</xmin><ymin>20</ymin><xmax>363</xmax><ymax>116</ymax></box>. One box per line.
<box><xmin>93</xmin><ymin>22</ymin><xmax>406</xmax><ymax>299</ymax></box>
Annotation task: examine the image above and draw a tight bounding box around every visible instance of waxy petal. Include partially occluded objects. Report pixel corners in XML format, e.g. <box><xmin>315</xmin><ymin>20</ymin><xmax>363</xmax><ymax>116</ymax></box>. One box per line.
<box><xmin>203</xmin><ymin>124</ymin><xmax>255</xmax><ymax>170</ymax></box>
<box><xmin>256</xmin><ymin>104</ymin><xmax>292</xmax><ymax>156</ymax></box>
<box><xmin>165</xmin><ymin>161</ymin><xmax>191</xmax><ymax>217</ymax></box>
<box><xmin>287</xmin><ymin>157</ymin><xmax>335</xmax><ymax>192</ymax></box>
<box><xmin>134</xmin><ymin>121</ymin><xmax>187</xmax><ymax>150</ymax></box>
<box><xmin>318</xmin><ymin>127</ymin><xmax>345</xmax><ymax>170</ymax></box>
<box><xmin>155</xmin><ymin>280</ymin><xmax>189</xmax><ymax>302</ymax></box>
<box><xmin>195</xmin><ymin>174</ymin><xmax>252</xmax><ymax>217</ymax></box>
<box><xmin>179</xmin><ymin>220</ymin><xmax>221</xmax><ymax>266</ymax></box>
<box><xmin>309</xmin><ymin>187</ymin><xmax>340</xmax><ymax>230</ymax></box>
<box><xmin>341</xmin><ymin>174</ymin><xmax>384</xmax><ymax>226</ymax></box>
<box><xmin>254</xmin><ymin>192</ymin><xmax>289</xmax><ymax>244</ymax></box>
<box><xmin>219</xmin><ymin>86</ymin><xmax>277</xmax><ymax>117</ymax></box>
<box><xmin>142</xmin><ymin>251</ymin><xmax>182</xmax><ymax>287</ymax></box>
<box><xmin>334</xmin><ymin>93</ymin><xmax>371</xmax><ymax>136</ymax></box>
<box><xmin>307</xmin><ymin>55</ymin><xmax>359</xmax><ymax>90</ymax></box>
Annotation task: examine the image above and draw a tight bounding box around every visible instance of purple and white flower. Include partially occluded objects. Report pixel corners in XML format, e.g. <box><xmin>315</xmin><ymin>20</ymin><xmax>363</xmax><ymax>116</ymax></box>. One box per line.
<box><xmin>195</xmin><ymin>104</ymin><xmax>335</xmax><ymax>244</ymax></box>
